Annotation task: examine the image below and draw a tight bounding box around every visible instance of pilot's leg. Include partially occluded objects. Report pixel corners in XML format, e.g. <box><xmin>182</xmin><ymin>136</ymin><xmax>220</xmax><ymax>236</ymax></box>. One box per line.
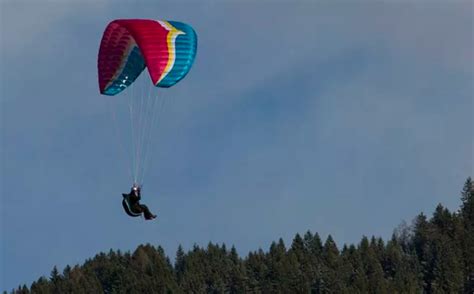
<box><xmin>141</xmin><ymin>204</ymin><xmax>155</xmax><ymax>219</ymax></box>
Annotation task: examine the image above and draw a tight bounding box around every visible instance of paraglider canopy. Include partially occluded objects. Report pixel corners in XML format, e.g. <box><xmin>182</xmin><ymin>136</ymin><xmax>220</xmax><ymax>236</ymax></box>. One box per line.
<box><xmin>98</xmin><ymin>19</ymin><xmax>197</xmax><ymax>96</ymax></box>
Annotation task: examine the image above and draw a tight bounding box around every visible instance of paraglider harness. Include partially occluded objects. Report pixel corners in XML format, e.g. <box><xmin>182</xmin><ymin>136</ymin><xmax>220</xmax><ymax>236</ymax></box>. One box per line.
<box><xmin>122</xmin><ymin>184</ymin><xmax>141</xmax><ymax>217</ymax></box>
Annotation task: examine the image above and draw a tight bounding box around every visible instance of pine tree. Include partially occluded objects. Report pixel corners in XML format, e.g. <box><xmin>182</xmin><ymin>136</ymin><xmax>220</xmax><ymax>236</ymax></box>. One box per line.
<box><xmin>245</xmin><ymin>249</ymin><xmax>268</xmax><ymax>292</ymax></box>
<box><xmin>430</xmin><ymin>238</ymin><xmax>464</xmax><ymax>293</ymax></box>
<box><xmin>30</xmin><ymin>277</ymin><xmax>52</xmax><ymax>294</ymax></box>
<box><xmin>460</xmin><ymin>177</ymin><xmax>474</xmax><ymax>293</ymax></box>
<box><xmin>49</xmin><ymin>265</ymin><xmax>63</xmax><ymax>294</ymax></box>
<box><xmin>412</xmin><ymin>213</ymin><xmax>435</xmax><ymax>292</ymax></box>
<box><xmin>227</xmin><ymin>245</ymin><xmax>246</xmax><ymax>293</ymax></box>
<box><xmin>384</xmin><ymin>234</ymin><xmax>422</xmax><ymax>292</ymax></box>
<box><xmin>62</xmin><ymin>265</ymin><xmax>71</xmax><ymax>280</ymax></box>
<box><xmin>429</xmin><ymin>205</ymin><xmax>464</xmax><ymax>293</ymax></box>
<box><xmin>303</xmin><ymin>231</ymin><xmax>324</xmax><ymax>291</ymax></box>
<box><xmin>358</xmin><ymin>236</ymin><xmax>387</xmax><ymax>293</ymax></box>
<box><xmin>340</xmin><ymin>244</ymin><xmax>368</xmax><ymax>292</ymax></box>
<box><xmin>266</xmin><ymin>239</ymin><xmax>290</xmax><ymax>292</ymax></box>
<box><xmin>321</xmin><ymin>235</ymin><xmax>344</xmax><ymax>292</ymax></box>
<box><xmin>175</xmin><ymin>245</ymin><xmax>185</xmax><ymax>285</ymax></box>
<box><xmin>288</xmin><ymin>233</ymin><xmax>311</xmax><ymax>292</ymax></box>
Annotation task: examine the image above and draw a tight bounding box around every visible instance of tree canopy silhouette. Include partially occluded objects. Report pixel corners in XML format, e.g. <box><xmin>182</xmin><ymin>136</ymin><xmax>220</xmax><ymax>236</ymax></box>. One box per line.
<box><xmin>6</xmin><ymin>177</ymin><xmax>473</xmax><ymax>294</ymax></box>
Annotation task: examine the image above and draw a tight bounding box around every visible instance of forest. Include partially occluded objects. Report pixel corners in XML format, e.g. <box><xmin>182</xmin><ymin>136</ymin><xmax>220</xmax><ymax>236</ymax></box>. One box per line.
<box><xmin>7</xmin><ymin>177</ymin><xmax>473</xmax><ymax>293</ymax></box>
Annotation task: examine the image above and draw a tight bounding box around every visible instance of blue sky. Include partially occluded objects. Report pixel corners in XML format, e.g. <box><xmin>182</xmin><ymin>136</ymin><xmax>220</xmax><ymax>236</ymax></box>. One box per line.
<box><xmin>1</xmin><ymin>0</ymin><xmax>472</xmax><ymax>290</ymax></box>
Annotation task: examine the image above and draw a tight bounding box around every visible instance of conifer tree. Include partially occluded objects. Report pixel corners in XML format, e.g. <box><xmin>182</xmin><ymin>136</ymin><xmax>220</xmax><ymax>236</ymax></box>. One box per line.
<box><xmin>175</xmin><ymin>244</ymin><xmax>185</xmax><ymax>285</ymax></box>
<box><xmin>321</xmin><ymin>235</ymin><xmax>343</xmax><ymax>292</ymax></box>
<box><xmin>289</xmin><ymin>233</ymin><xmax>312</xmax><ymax>291</ymax></box>
<box><xmin>343</xmin><ymin>244</ymin><xmax>368</xmax><ymax>292</ymax></box>
<box><xmin>460</xmin><ymin>177</ymin><xmax>474</xmax><ymax>292</ymax></box>
<box><xmin>303</xmin><ymin>231</ymin><xmax>324</xmax><ymax>291</ymax></box>
<box><xmin>30</xmin><ymin>277</ymin><xmax>52</xmax><ymax>294</ymax></box>
<box><xmin>428</xmin><ymin>205</ymin><xmax>464</xmax><ymax>293</ymax></box>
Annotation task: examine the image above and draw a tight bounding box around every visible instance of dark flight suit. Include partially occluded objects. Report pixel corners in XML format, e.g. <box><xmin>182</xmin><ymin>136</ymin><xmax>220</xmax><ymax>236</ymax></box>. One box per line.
<box><xmin>127</xmin><ymin>188</ymin><xmax>156</xmax><ymax>220</ymax></box>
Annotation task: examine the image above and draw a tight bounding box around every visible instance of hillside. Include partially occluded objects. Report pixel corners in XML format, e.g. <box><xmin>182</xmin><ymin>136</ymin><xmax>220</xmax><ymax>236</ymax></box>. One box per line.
<box><xmin>7</xmin><ymin>178</ymin><xmax>473</xmax><ymax>294</ymax></box>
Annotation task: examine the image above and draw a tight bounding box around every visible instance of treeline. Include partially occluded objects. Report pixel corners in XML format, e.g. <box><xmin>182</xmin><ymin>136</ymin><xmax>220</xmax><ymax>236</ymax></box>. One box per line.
<box><xmin>7</xmin><ymin>178</ymin><xmax>473</xmax><ymax>293</ymax></box>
